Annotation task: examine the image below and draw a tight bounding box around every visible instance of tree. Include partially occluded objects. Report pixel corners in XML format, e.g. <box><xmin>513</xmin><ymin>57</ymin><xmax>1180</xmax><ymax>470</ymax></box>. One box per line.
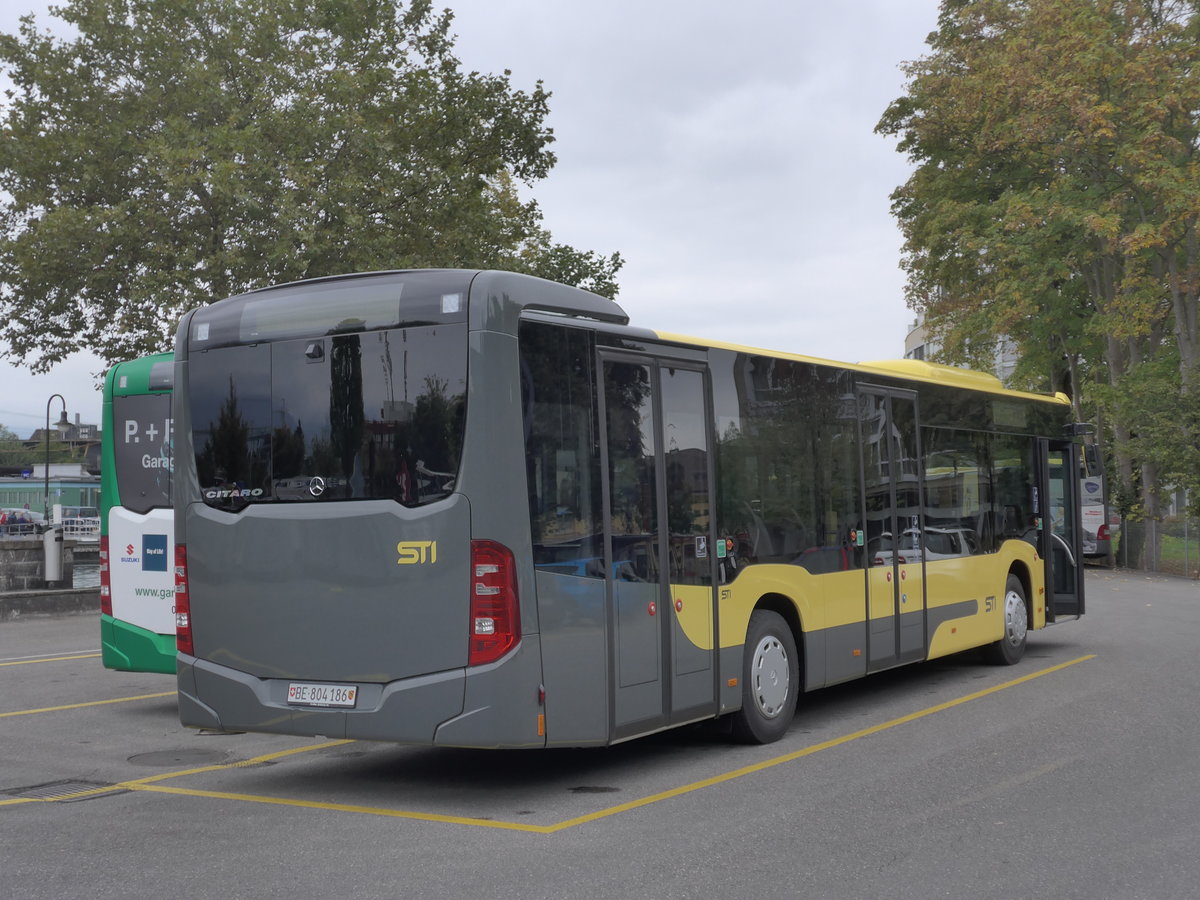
<box><xmin>877</xmin><ymin>0</ymin><xmax>1200</xmax><ymax>558</ymax></box>
<box><xmin>0</xmin><ymin>428</ymin><xmax>87</xmax><ymax>470</ymax></box>
<box><xmin>0</xmin><ymin>0</ymin><xmax>622</xmax><ymax>372</ymax></box>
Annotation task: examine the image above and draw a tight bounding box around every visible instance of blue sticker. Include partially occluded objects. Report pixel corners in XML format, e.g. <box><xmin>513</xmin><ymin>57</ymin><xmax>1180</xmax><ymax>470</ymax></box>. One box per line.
<box><xmin>142</xmin><ymin>534</ymin><xmax>169</xmax><ymax>572</ymax></box>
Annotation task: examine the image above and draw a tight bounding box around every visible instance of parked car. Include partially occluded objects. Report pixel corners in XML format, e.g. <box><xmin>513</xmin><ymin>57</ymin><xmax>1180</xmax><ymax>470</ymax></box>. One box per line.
<box><xmin>870</xmin><ymin>526</ymin><xmax>978</xmax><ymax>565</ymax></box>
<box><xmin>1081</xmin><ymin>506</ymin><xmax>1121</xmax><ymax>558</ymax></box>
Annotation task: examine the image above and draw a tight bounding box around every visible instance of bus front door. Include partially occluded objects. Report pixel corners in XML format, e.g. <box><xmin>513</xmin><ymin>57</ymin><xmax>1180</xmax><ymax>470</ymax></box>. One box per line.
<box><xmin>860</xmin><ymin>386</ymin><xmax>927</xmax><ymax>671</ymax></box>
<box><xmin>600</xmin><ymin>355</ymin><xmax>718</xmax><ymax>741</ymax></box>
<box><xmin>1039</xmin><ymin>439</ymin><xmax>1085</xmax><ymax>620</ymax></box>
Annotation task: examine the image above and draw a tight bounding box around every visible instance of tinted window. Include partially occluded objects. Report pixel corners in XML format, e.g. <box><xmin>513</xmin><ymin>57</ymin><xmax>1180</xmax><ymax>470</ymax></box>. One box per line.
<box><xmin>112</xmin><ymin>393</ymin><xmax>173</xmax><ymax>514</ymax></box>
<box><xmin>661</xmin><ymin>367</ymin><xmax>712</xmax><ymax>586</ymax></box>
<box><xmin>992</xmin><ymin>433</ymin><xmax>1036</xmax><ymax>542</ymax></box>
<box><xmin>922</xmin><ymin>428</ymin><xmax>992</xmax><ymax>554</ymax></box>
<box><xmin>190</xmin><ymin>325</ymin><xmax>466</xmax><ymax>511</ymax></box>
<box><xmin>715</xmin><ymin>355</ymin><xmax>862</xmax><ymax>576</ymax></box>
<box><xmin>605</xmin><ymin>360</ymin><xmax>658</xmax><ymax>581</ymax></box>
<box><xmin>191</xmin><ymin>345</ymin><xmax>273</xmax><ymax>511</ymax></box>
<box><xmin>520</xmin><ymin>322</ymin><xmax>603</xmax><ymax>576</ymax></box>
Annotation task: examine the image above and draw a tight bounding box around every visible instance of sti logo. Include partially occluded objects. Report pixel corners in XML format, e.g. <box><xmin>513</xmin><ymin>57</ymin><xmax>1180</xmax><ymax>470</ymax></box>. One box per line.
<box><xmin>142</xmin><ymin>534</ymin><xmax>169</xmax><ymax>572</ymax></box>
<box><xmin>396</xmin><ymin>540</ymin><xmax>438</xmax><ymax>565</ymax></box>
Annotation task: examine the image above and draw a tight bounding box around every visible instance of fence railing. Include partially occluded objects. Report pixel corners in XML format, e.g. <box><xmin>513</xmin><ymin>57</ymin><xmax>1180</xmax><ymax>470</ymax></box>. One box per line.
<box><xmin>0</xmin><ymin>521</ymin><xmax>42</xmax><ymax>538</ymax></box>
<box><xmin>61</xmin><ymin>517</ymin><xmax>100</xmax><ymax>542</ymax></box>
<box><xmin>1111</xmin><ymin>516</ymin><xmax>1200</xmax><ymax>578</ymax></box>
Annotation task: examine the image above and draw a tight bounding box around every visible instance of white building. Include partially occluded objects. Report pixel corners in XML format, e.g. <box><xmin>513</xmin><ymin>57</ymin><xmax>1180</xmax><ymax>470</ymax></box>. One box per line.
<box><xmin>903</xmin><ymin>310</ymin><xmax>1018</xmax><ymax>385</ymax></box>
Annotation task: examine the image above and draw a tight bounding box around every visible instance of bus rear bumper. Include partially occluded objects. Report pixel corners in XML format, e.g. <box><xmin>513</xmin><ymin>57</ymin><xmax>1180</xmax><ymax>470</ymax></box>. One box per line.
<box><xmin>432</xmin><ymin>639</ymin><xmax>546</xmax><ymax>748</ymax></box>
<box><xmin>101</xmin><ymin>615</ymin><xmax>177</xmax><ymax>674</ymax></box>
<box><xmin>176</xmin><ymin>655</ymin><xmax>467</xmax><ymax>743</ymax></box>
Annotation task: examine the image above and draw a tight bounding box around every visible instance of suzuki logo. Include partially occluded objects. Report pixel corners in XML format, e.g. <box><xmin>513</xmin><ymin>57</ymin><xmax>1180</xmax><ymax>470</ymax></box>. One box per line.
<box><xmin>126</xmin><ymin>544</ymin><xmax>135</xmax><ymax>556</ymax></box>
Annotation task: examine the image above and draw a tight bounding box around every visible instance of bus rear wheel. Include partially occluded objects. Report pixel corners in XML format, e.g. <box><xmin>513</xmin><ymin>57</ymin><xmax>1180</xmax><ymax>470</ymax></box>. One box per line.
<box><xmin>984</xmin><ymin>574</ymin><xmax>1028</xmax><ymax>666</ymax></box>
<box><xmin>732</xmin><ymin>610</ymin><xmax>799</xmax><ymax>744</ymax></box>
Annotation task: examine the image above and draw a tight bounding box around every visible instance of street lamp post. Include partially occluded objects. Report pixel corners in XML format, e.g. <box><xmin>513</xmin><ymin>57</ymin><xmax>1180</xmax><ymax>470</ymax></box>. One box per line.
<box><xmin>44</xmin><ymin>393</ymin><xmax>67</xmax><ymax>523</ymax></box>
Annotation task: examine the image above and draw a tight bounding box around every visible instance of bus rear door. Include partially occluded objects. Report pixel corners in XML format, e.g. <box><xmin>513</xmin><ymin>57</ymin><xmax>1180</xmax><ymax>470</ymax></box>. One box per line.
<box><xmin>600</xmin><ymin>353</ymin><xmax>719</xmax><ymax>741</ymax></box>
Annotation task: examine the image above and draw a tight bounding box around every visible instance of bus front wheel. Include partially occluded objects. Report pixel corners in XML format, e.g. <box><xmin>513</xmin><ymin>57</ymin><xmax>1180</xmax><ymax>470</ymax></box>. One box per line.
<box><xmin>984</xmin><ymin>574</ymin><xmax>1028</xmax><ymax>666</ymax></box>
<box><xmin>732</xmin><ymin>610</ymin><xmax>799</xmax><ymax>744</ymax></box>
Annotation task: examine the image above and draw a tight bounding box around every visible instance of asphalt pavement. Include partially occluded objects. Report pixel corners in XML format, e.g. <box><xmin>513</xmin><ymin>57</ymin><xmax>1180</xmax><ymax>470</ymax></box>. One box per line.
<box><xmin>3</xmin><ymin>568</ymin><xmax>1199</xmax><ymax>899</ymax></box>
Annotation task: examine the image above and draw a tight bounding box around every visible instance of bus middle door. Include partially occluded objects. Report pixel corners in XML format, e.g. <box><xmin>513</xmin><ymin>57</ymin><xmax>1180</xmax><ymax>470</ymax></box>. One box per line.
<box><xmin>860</xmin><ymin>385</ymin><xmax>927</xmax><ymax>671</ymax></box>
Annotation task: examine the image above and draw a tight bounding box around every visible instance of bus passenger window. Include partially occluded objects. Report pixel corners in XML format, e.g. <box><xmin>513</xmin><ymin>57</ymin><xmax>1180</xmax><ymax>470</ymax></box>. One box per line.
<box><xmin>716</xmin><ymin>356</ymin><xmax>861</xmax><ymax>577</ymax></box>
<box><xmin>519</xmin><ymin>322</ymin><xmax>603</xmax><ymax>577</ymax></box>
<box><xmin>921</xmin><ymin>428</ymin><xmax>990</xmax><ymax>556</ymax></box>
<box><xmin>992</xmin><ymin>434</ymin><xmax>1036</xmax><ymax>545</ymax></box>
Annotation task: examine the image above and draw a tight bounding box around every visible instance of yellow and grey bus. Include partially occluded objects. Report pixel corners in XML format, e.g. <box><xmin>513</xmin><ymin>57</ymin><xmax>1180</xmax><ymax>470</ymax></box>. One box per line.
<box><xmin>172</xmin><ymin>270</ymin><xmax>1084</xmax><ymax>747</ymax></box>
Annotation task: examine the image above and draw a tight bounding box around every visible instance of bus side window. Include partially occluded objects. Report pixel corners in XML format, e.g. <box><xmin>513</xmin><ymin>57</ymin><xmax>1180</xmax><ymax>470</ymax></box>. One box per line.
<box><xmin>520</xmin><ymin>322</ymin><xmax>603</xmax><ymax>577</ymax></box>
<box><xmin>920</xmin><ymin>427</ymin><xmax>990</xmax><ymax>557</ymax></box>
<box><xmin>715</xmin><ymin>356</ymin><xmax>861</xmax><ymax>575</ymax></box>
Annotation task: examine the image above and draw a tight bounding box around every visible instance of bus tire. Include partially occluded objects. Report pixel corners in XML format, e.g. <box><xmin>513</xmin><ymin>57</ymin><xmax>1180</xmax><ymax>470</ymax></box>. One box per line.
<box><xmin>732</xmin><ymin>610</ymin><xmax>799</xmax><ymax>744</ymax></box>
<box><xmin>984</xmin><ymin>574</ymin><xmax>1028</xmax><ymax>666</ymax></box>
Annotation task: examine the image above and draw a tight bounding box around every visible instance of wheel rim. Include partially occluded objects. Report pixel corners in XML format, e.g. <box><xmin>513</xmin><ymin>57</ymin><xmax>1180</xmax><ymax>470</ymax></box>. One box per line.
<box><xmin>1003</xmin><ymin>588</ymin><xmax>1028</xmax><ymax>647</ymax></box>
<box><xmin>750</xmin><ymin>634</ymin><xmax>790</xmax><ymax>718</ymax></box>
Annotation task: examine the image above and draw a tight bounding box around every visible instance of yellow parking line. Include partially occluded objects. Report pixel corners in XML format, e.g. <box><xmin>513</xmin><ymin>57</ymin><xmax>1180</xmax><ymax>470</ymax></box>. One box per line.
<box><xmin>125</xmin><ymin>739</ymin><xmax>357</xmax><ymax>786</ymax></box>
<box><xmin>0</xmin><ymin>691</ymin><xmax>176</xmax><ymax>718</ymax></box>
<box><xmin>0</xmin><ymin>740</ymin><xmax>354</xmax><ymax>808</ymax></box>
<box><xmin>0</xmin><ymin>653</ymin><xmax>102</xmax><ymax>667</ymax></box>
<box><xmin>63</xmin><ymin>654</ymin><xmax>1094</xmax><ymax>832</ymax></box>
<box><xmin>545</xmin><ymin>654</ymin><xmax>1097</xmax><ymax>833</ymax></box>
<box><xmin>128</xmin><ymin>783</ymin><xmax>547</xmax><ymax>832</ymax></box>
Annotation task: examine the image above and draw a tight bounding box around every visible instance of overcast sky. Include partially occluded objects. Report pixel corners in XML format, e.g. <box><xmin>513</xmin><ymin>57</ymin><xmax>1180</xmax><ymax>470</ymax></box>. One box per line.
<box><xmin>0</xmin><ymin>0</ymin><xmax>941</xmax><ymax>437</ymax></box>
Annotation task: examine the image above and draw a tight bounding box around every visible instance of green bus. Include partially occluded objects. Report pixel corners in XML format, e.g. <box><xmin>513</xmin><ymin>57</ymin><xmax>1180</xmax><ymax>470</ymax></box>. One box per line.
<box><xmin>99</xmin><ymin>353</ymin><xmax>176</xmax><ymax>673</ymax></box>
<box><xmin>173</xmin><ymin>270</ymin><xmax>1084</xmax><ymax>747</ymax></box>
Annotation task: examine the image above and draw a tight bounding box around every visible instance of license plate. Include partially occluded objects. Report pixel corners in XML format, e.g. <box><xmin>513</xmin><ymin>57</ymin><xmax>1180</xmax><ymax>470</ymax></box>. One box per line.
<box><xmin>286</xmin><ymin>682</ymin><xmax>358</xmax><ymax>708</ymax></box>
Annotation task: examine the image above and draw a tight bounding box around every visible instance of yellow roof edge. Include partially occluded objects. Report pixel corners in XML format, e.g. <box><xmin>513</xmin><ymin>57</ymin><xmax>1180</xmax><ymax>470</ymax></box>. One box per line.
<box><xmin>857</xmin><ymin>359</ymin><xmax>1069</xmax><ymax>405</ymax></box>
<box><xmin>651</xmin><ymin>331</ymin><xmax>1067</xmax><ymax>405</ymax></box>
<box><xmin>859</xmin><ymin>358</ymin><xmax>1004</xmax><ymax>390</ymax></box>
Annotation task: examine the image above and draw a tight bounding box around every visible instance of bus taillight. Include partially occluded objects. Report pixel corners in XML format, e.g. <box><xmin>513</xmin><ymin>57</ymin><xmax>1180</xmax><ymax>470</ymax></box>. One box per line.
<box><xmin>98</xmin><ymin>536</ymin><xmax>112</xmax><ymax>616</ymax></box>
<box><xmin>469</xmin><ymin>540</ymin><xmax>520</xmax><ymax>666</ymax></box>
<box><xmin>174</xmin><ymin>544</ymin><xmax>193</xmax><ymax>656</ymax></box>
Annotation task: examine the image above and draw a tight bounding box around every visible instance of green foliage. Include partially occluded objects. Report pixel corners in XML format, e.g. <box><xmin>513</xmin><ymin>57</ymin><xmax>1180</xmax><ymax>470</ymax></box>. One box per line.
<box><xmin>1112</xmin><ymin>352</ymin><xmax>1200</xmax><ymax>514</ymax></box>
<box><xmin>0</xmin><ymin>0</ymin><xmax>622</xmax><ymax>371</ymax></box>
<box><xmin>878</xmin><ymin>0</ymin><xmax>1200</xmax><ymax>529</ymax></box>
<box><xmin>0</xmin><ymin>437</ymin><xmax>85</xmax><ymax>468</ymax></box>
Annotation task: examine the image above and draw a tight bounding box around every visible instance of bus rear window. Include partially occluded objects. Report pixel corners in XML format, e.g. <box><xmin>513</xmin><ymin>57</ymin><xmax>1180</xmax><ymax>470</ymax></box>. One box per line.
<box><xmin>112</xmin><ymin>394</ymin><xmax>174</xmax><ymax>514</ymax></box>
<box><xmin>190</xmin><ymin>324</ymin><xmax>467</xmax><ymax>511</ymax></box>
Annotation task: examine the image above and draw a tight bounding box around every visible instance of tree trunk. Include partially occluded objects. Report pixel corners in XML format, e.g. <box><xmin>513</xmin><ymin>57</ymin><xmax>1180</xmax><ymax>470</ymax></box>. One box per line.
<box><xmin>1141</xmin><ymin>459</ymin><xmax>1163</xmax><ymax>572</ymax></box>
<box><xmin>1167</xmin><ymin>222</ymin><xmax>1199</xmax><ymax>390</ymax></box>
<box><xmin>1105</xmin><ymin>333</ymin><xmax>1138</xmax><ymax>517</ymax></box>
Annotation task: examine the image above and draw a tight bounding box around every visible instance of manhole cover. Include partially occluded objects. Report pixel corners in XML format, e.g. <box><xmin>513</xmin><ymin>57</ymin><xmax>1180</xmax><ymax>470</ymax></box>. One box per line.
<box><xmin>127</xmin><ymin>749</ymin><xmax>230</xmax><ymax>767</ymax></box>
